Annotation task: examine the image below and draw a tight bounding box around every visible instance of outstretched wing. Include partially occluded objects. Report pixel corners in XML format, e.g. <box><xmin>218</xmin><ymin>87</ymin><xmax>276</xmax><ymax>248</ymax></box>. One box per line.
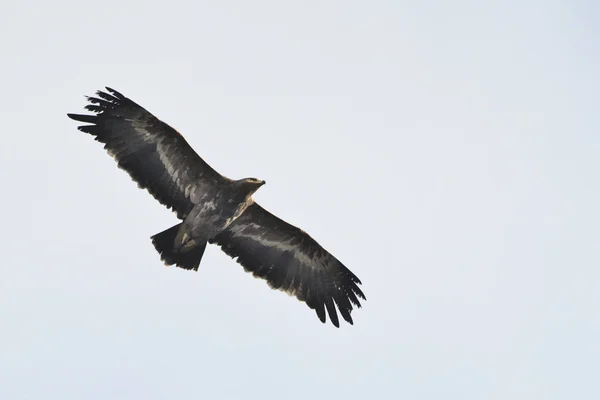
<box><xmin>68</xmin><ymin>87</ymin><xmax>226</xmax><ymax>219</ymax></box>
<box><xmin>210</xmin><ymin>203</ymin><xmax>365</xmax><ymax>327</ymax></box>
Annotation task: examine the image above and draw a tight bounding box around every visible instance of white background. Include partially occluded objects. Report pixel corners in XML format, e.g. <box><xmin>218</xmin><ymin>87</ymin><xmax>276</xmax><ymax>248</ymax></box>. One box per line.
<box><xmin>1</xmin><ymin>1</ymin><xmax>598</xmax><ymax>399</ymax></box>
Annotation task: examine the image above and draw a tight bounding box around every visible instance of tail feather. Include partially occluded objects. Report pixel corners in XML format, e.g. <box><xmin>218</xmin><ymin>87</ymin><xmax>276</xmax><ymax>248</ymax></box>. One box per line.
<box><xmin>151</xmin><ymin>224</ymin><xmax>207</xmax><ymax>271</ymax></box>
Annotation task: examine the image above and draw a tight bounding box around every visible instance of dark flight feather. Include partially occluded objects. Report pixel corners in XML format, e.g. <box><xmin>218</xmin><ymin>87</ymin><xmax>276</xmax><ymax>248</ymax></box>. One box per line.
<box><xmin>67</xmin><ymin>87</ymin><xmax>225</xmax><ymax>219</ymax></box>
<box><xmin>211</xmin><ymin>203</ymin><xmax>365</xmax><ymax>327</ymax></box>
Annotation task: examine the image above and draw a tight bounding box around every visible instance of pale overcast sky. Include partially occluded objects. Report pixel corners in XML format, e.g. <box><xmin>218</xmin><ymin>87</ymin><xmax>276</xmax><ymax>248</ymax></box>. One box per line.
<box><xmin>1</xmin><ymin>1</ymin><xmax>598</xmax><ymax>399</ymax></box>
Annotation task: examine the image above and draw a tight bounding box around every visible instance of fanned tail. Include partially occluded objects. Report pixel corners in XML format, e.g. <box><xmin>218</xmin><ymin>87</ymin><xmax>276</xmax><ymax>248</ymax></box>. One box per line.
<box><xmin>151</xmin><ymin>224</ymin><xmax>207</xmax><ymax>271</ymax></box>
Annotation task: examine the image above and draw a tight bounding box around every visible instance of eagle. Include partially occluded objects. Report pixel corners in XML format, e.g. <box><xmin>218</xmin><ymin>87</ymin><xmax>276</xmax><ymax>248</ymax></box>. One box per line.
<box><xmin>67</xmin><ymin>87</ymin><xmax>365</xmax><ymax>327</ymax></box>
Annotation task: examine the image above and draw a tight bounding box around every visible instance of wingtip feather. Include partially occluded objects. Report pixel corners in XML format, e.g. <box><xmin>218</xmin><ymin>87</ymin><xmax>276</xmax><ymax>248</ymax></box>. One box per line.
<box><xmin>105</xmin><ymin>86</ymin><xmax>125</xmax><ymax>99</ymax></box>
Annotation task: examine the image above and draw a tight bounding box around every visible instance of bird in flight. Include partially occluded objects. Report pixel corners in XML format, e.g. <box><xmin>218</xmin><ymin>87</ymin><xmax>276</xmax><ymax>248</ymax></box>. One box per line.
<box><xmin>68</xmin><ymin>87</ymin><xmax>365</xmax><ymax>327</ymax></box>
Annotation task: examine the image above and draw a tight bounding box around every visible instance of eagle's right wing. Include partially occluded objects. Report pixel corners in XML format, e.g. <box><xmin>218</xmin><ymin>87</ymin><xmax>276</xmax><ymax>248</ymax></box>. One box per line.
<box><xmin>211</xmin><ymin>202</ymin><xmax>366</xmax><ymax>327</ymax></box>
<box><xmin>68</xmin><ymin>87</ymin><xmax>226</xmax><ymax>219</ymax></box>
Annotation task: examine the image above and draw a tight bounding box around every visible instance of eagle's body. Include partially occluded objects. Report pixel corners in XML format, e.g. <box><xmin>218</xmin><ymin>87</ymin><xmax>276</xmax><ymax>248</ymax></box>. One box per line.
<box><xmin>171</xmin><ymin>178</ymin><xmax>264</xmax><ymax>252</ymax></box>
<box><xmin>151</xmin><ymin>177</ymin><xmax>265</xmax><ymax>269</ymax></box>
<box><xmin>68</xmin><ymin>87</ymin><xmax>365</xmax><ymax>327</ymax></box>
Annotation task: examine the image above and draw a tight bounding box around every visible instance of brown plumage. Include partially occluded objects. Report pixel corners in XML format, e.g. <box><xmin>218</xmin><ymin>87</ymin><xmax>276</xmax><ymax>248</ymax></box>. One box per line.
<box><xmin>68</xmin><ymin>87</ymin><xmax>365</xmax><ymax>327</ymax></box>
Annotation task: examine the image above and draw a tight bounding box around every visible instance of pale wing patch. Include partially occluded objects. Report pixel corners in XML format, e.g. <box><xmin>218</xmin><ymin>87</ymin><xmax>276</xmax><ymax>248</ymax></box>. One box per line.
<box><xmin>228</xmin><ymin>227</ymin><xmax>317</xmax><ymax>266</ymax></box>
<box><xmin>156</xmin><ymin>140</ymin><xmax>195</xmax><ymax>198</ymax></box>
<box><xmin>129</xmin><ymin>119</ymin><xmax>157</xmax><ymax>142</ymax></box>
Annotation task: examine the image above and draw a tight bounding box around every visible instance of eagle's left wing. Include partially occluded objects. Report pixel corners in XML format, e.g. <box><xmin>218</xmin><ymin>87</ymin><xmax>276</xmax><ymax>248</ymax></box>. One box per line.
<box><xmin>210</xmin><ymin>203</ymin><xmax>365</xmax><ymax>327</ymax></box>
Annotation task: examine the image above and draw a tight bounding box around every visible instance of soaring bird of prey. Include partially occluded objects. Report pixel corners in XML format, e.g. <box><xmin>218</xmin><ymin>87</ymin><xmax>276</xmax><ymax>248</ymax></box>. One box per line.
<box><xmin>67</xmin><ymin>87</ymin><xmax>365</xmax><ymax>327</ymax></box>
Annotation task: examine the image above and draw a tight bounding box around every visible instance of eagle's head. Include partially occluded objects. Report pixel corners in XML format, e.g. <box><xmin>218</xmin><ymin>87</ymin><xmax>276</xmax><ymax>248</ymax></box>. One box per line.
<box><xmin>234</xmin><ymin>177</ymin><xmax>266</xmax><ymax>198</ymax></box>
